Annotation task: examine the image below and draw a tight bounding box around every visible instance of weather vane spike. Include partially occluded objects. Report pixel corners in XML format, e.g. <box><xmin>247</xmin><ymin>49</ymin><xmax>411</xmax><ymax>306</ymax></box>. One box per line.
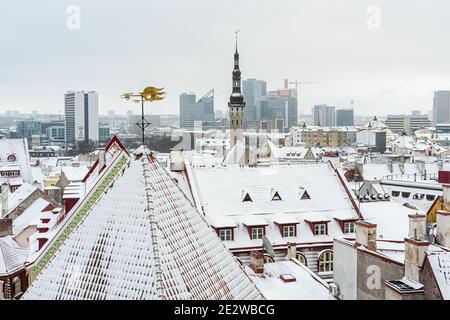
<box><xmin>121</xmin><ymin>85</ymin><xmax>165</xmax><ymax>146</ymax></box>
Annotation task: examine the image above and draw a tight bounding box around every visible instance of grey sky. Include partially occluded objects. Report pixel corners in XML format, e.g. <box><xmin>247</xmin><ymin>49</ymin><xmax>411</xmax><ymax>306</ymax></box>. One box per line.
<box><xmin>1</xmin><ymin>0</ymin><xmax>450</xmax><ymax>116</ymax></box>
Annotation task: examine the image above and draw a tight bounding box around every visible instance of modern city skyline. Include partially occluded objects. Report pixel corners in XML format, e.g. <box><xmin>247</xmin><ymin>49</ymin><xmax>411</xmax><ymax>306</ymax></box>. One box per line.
<box><xmin>2</xmin><ymin>1</ymin><xmax>450</xmax><ymax>117</ymax></box>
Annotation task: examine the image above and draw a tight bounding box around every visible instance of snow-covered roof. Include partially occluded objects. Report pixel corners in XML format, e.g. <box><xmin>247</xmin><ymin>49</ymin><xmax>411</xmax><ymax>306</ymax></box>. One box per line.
<box><xmin>23</xmin><ymin>154</ymin><xmax>263</xmax><ymax>300</ymax></box>
<box><xmin>190</xmin><ymin>163</ymin><xmax>357</xmax><ymax>217</ymax></box>
<box><xmin>426</xmin><ymin>251</ymin><xmax>450</xmax><ymax>300</ymax></box>
<box><xmin>12</xmin><ymin>197</ymin><xmax>51</xmax><ymax>234</ymax></box>
<box><xmin>1</xmin><ymin>183</ymin><xmax>37</xmax><ymax>217</ymax></box>
<box><xmin>186</xmin><ymin>162</ymin><xmax>360</xmax><ymax>248</ymax></box>
<box><xmin>0</xmin><ymin>138</ymin><xmax>32</xmax><ymax>184</ymax></box>
<box><xmin>49</xmin><ymin>165</ymin><xmax>89</xmax><ymax>182</ymax></box>
<box><xmin>0</xmin><ymin>236</ymin><xmax>28</xmax><ymax>276</ymax></box>
<box><xmin>246</xmin><ymin>259</ymin><xmax>335</xmax><ymax>300</ymax></box>
<box><xmin>360</xmin><ymin>201</ymin><xmax>421</xmax><ymax>241</ymax></box>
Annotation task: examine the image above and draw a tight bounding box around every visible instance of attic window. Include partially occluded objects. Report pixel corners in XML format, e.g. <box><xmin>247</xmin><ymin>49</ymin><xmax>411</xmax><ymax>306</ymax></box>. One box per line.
<box><xmin>300</xmin><ymin>190</ymin><xmax>311</xmax><ymax>200</ymax></box>
<box><xmin>271</xmin><ymin>190</ymin><xmax>282</xmax><ymax>201</ymax></box>
<box><xmin>242</xmin><ymin>193</ymin><xmax>253</xmax><ymax>202</ymax></box>
<box><xmin>401</xmin><ymin>192</ymin><xmax>411</xmax><ymax>198</ymax></box>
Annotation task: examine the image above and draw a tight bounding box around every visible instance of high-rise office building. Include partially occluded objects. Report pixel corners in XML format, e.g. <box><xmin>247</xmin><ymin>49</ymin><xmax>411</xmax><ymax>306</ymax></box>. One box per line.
<box><xmin>196</xmin><ymin>89</ymin><xmax>215</xmax><ymax>124</ymax></box>
<box><xmin>314</xmin><ymin>104</ymin><xmax>336</xmax><ymax>127</ymax></box>
<box><xmin>64</xmin><ymin>90</ymin><xmax>99</xmax><ymax>145</ymax></box>
<box><xmin>336</xmin><ymin>109</ymin><xmax>354</xmax><ymax>126</ymax></box>
<box><xmin>17</xmin><ymin>120</ymin><xmax>42</xmax><ymax>144</ymax></box>
<box><xmin>433</xmin><ymin>90</ymin><xmax>450</xmax><ymax>125</ymax></box>
<box><xmin>179</xmin><ymin>90</ymin><xmax>215</xmax><ymax>128</ymax></box>
<box><xmin>242</xmin><ymin>79</ymin><xmax>267</xmax><ymax>125</ymax></box>
<box><xmin>179</xmin><ymin>93</ymin><xmax>197</xmax><ymax>128</ymax></box>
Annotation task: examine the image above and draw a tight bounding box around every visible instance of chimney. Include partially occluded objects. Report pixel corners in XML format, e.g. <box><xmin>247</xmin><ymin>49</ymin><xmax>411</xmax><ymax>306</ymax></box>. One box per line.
<box><xmin>1</xmin><ymin>182</ymin><xmax>8</xmax><ymax>217</ymax></box>
<box><xmin>408</xmin><ymin>214</ymin><xmax>427</xmax><ymax>241</ymax></box>
<box><xmin>98</xmin><ymin>147</ymin><xmax>106</xmax><ymax>173</ymax></box>
<box><xmin>404</xmin><ymin>237</ymin><xmax>429</xmax><ymax>282</ymax></box>
<box><xmin>437</xmin><ymin>159</ymin><xmax>443</xmax><ymax>170</ymax></box>
<box><xmin>355</xmin><ymin>221</ymin><xmax>377</xmax><ymax>251</ymax></box>
<box><xmin>388</xmin><ymin>160</ymin><xmax>393</xmax><ymax>173</ymax></box>
<box><xmin>442</xmin><ymin>184</ymin><xmax>450</xmax><ymax>210</ymax></box>
<box><xmin>244</xmin><ymin>136</ymin><xmax>250</xmax><ymax>165</ymax></box>
<box><xmin>249</xmin><ymin>251</ymin><xmax>264</xmax><ymax>274</ymax></box>
<box><xmin>436</xmin><ymin>210</ymin><xmax>450</xmax><ymax>247</ymax></box>
<box><xmin>284</xmin><ymin>79</ymin><xmax>288</xmax><ymax>89</ymax></box>
<box><xmin>287</xmin><ymin>242</ymin><xmax>297</xmax><ymax>261</ymax></box>
<box><xmin>0</xmin><ymin>218</ymin><xmax>12</xmax><ymax>237</ymax></box>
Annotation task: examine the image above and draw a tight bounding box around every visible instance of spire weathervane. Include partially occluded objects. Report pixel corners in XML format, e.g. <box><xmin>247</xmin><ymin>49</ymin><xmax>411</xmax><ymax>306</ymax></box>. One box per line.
<box><xmin>121</xmin><ymin>87</ymin><xmax>165</xmax><ymax>146</ymax></box>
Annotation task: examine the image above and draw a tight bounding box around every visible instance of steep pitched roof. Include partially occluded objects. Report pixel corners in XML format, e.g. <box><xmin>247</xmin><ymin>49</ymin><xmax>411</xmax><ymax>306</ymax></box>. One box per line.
<box><xmin>0</xmin><ymin>236</ymin><xmax>28</xmax><ymax>275</ymax></box>
<box><xmin>426</xmin><ymin>251</ymin><xmax>450</xmax><ymax>300</ymax></box>
<box><xmin>23</xmin><ymin>153</ymin><xmax>262</xmax><ymax>300</ymax></box>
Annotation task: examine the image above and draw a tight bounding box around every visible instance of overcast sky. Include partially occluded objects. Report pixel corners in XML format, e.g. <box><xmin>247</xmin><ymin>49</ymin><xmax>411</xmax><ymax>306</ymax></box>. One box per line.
<box><xmin>1</xmin><ymin>0</ymin><xmax>450</xmax><ymax>116</ymax></box>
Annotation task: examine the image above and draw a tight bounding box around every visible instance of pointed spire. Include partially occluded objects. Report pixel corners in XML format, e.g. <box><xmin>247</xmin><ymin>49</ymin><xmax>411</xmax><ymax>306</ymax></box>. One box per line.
<box><xmin>235</xmin><ymin>30</ymin><xmax>240</xmax><ymax>54</ymax></box>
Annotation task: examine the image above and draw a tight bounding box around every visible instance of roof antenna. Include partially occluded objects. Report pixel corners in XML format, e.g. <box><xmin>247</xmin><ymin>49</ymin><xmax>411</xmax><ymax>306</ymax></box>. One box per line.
<box><xmin>235</xmin><ymin>30</ymin><xmax>240</xmax><ymax>52</ymax></box>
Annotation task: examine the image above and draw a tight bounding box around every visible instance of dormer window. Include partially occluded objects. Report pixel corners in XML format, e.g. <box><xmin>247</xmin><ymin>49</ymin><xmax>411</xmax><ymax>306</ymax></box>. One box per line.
<box><xmin>283</xmin><ymin>225</ymin><xmax>296</xmax><ymax>237</ymax></box>
<box><xmin>242</xmin><ymin>192</ymin><xmax>253</xmax><ymax>202</ymax></box>
<box><xmin>306</xmin><ymin>220</ymin><xmax>330</xmax><ymax>236</ymax></box>
<box><xmin>218</xmin><ymin>229</ymin><xmax>233</xmax><ymax>241</ymax></box>
<box><xmin>344</xmin><ymin>222</ymin><xmax>355</xmax><ymax>234</ymax></box>
<box><xmin>7</xmin><ymin>154</ymin><xmax>17</xmax><ymax>162</ymax></box>
<box><xmin>271</xmin><ymin>189</ymin><xmax>282</xmax><ymax>201</ymax></box>
<box><xmin>314</xmin><ymin>224</ymin><xmax>327</xmax><ymax>235</ymax></box>
<box><xmin>251</xmin><ymin>227</ymin><xmax>265</xmax><ymax>240</ymax></box>
<box><xmin>300</xmin><ymin>190</ymin><xmax>311</xmax><ymax>200</ymax></box>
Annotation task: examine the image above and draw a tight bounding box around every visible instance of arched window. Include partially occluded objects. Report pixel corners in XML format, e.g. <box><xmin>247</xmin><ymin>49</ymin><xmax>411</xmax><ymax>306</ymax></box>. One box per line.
<box><xmin>318</xmin><ymin>250</ymin><xmax>333</xmax><ymax>273</ymax></box>
<box><xmin>296</xmin><ymin>252</ymin><xmax>307</xmax><ymax>266</ymax></box>
<box><xmin>12</xmin><ymin>277</ymin><xmax>22</xmax><ymax>296</ymax></box>
<box><xmin>263</xmin><ymin>254</ymin><xmax>274</xmax><ymax>264</ymax></box>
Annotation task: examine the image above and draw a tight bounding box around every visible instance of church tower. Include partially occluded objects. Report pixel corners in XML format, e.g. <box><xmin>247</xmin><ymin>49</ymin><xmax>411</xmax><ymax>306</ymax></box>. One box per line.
<box><xmin>228</xmin><ymin>32</ymin><xmax>245</xmax><ymax>147</ymax></box>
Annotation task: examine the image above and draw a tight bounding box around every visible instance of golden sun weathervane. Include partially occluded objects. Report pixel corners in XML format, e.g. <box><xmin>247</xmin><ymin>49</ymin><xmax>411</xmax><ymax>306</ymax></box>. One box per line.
<box><xmin>121</xmin><ymin>86</ymin><xmax>166</xmax><ymax>146</ymax></box>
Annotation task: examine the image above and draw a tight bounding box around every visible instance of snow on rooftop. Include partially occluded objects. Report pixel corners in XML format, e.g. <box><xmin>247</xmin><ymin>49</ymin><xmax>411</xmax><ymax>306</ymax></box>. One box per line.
<box><xmin>190</xmin><ymin>163</ymin><xmax>357</xmax><ymax>217</ymax></box>
<box><xmin>12</xmin><ymin>197</ymin><xmax>50</xmax><ymax>234</ymax></box>
<box><xmin>246</xmin><ymin>260</ymin><xmax>335</xmax><ymax>300</ymax></box>
<box><xmin>23</xmin><ymin>155</ymin><xmax>263</xmax><ymax>300</ymax></box>
<box><xmin>360</xmin><ymin>201</ymin><xmax>421</xmax><ymax>241</ymax></box>
<box><xmin>0</xmin><ymin>138</ymin><xmax>32</xmax><ymax>184</ymax></box>
<box><xmin>0</xmin><ymin>236</ymin><xmax>28</xmax><ymax>276</ymax></box>
<box><xmin>1</xmin><ymin>183</ymin><xmax>37</xmax><ymax>217</ymax></box>
<box><xmin>427</xmin><ymin>251</ymin><xmax>450</xmax><ymax>300</ymax></box>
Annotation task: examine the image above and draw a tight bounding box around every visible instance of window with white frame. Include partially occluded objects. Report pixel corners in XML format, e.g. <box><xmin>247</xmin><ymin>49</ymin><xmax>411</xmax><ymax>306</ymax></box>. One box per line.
<box><xmin>296</xmin><ymin>253</ymin><xmax>307</xmax><ymax>266</ymax></box>
<box><xmin>12</xmin><ymin>277</ymin><xmax>21</xmax><ymax>296</ymax></box>
<box><xmin>318</xmin><ymin>250</ymin><xmax>333</xmax><ymax>272</ymax></box>
<box><xmin>219</xmin><ymin>229</ymin><xmax>232</xmax><ymax>241</ymax></box>
<box><xmin>283</xmin><ymin>225</ymin><xmax>295</xmax><ymax>237</ymax></box>
<box><xmin>344</xmin><ymin>222</ymin><xmax>355</xmax><ymax>234</ymax></box>
<box><xmin>251</xmin><ymin>227</ymin><xmax>264</xmax><ymax>240</ymax></box>
<box><xmin>314</xmin><ymin>223</ymin><xmax>327</xmax><ymax>235</ymax></box>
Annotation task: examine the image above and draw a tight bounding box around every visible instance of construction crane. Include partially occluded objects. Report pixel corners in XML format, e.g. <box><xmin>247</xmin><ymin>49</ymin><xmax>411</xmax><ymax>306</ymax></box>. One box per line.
<box><xmin>288</xmin><ymin>78</ymin><xmax>316</xmax><ymax>115</ymax></box>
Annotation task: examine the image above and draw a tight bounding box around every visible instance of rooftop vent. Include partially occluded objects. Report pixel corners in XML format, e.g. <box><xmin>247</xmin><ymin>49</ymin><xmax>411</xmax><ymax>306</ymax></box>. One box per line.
<box><xmin>280</xmin><ymin>274</ymin><xmax>296</xmax><ymax>283</ymax></box>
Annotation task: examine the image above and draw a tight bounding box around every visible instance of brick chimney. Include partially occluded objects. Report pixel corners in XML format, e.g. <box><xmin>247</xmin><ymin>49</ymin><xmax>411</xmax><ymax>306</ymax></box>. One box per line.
<box><xmin>355</xmin><ymin>221</ymin><xmax>377</xmax><ymax>251</ymax></box>
<box><xmin>436</xmin><ymin>210</ymin><xmax>450</xmax><ymax>247</ymax></box>
<box><xmin>404</xmin><ymin>213</ymin><xmax>430</xmax><ymax>282</ymax></box>
<box><xmin>408</xmin><ymin>214</ymin><xmax>427</xmax><ymax>240</ymax></box>
<box><xmin>404</xmin><ymin>237</ymin><xmax>429</xmax><ymax>282</ymax></box>
<box><xmin>287</xmin><ymin>242</ymin><xmax>296</xmax><ymax>261</ymax></box>
<box><xmin>0</xmin><ymin>218</ymin><xmax>12</xmax><ymax>237</ymax></box>
<box><xmin>98</xmin><ymin>147</ymin><xmax>106</xmax><ymax>173</ymax></box>
<box><xmin>249</xmin><ymin>251</ymin><xmax>264</xmax><ymax>274</ymax></box>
